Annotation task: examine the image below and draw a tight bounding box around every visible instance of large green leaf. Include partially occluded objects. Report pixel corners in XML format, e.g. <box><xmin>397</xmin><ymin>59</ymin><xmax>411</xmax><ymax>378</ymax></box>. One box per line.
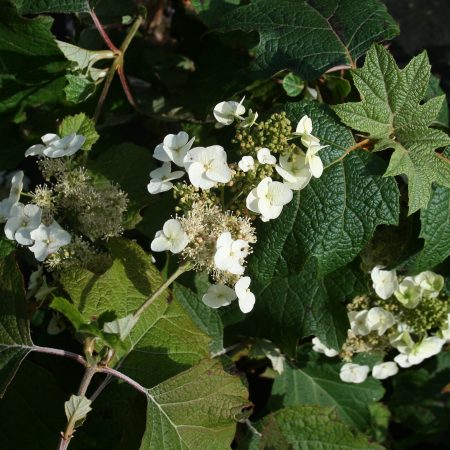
<box><xmin>140</xmin><ymin>359</ymin><xmax>251</xmax><ymax>450</ymax></box>
<box><xmin>237</xmin><ymin>101</ymin><xmax>399</xmax><ymax>353</ymax></box>
<box><xmin>194</xmin><ymin>0</ymin><xmax>398</xmax><ymax>79</ymax></box>
<box><xmin>270</xmin><ymin>357</ymin><xmax>384</xmax><ymax>430</ymax></box>
<box><xmin>333</xmin><ymin>45</ymin><xmax>450</xmax><ymax>214</ymax></box>
<box><xmin>60</xmin><ymin>239</ymin><xmax>211</xmax><ymax>387</ymax></box>
<box><xmin>12</xmin><ymin>0</ymin><xmax>90</xmax><ymax>14</ymax></box>
<box><xmin>0</xmin><ymin>253</ymin><xmax>33</xmax><ymax>397</ymax></box>
<box><xmin>249</xmin><ymin>406</ymin><xmax>382</xmax><ymax>449</ymax></box>
<box><xmin>0</xmin><ymin>3</ymin><xmax>67</xmax><ymax>114</ymax></box>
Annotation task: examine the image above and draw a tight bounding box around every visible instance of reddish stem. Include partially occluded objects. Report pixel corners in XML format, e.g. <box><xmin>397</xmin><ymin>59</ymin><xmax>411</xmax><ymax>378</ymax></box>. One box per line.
<box><xmin>90</xmin><ymin>10</ymin><xmax>120</xmax><ymax>53</ymax></box>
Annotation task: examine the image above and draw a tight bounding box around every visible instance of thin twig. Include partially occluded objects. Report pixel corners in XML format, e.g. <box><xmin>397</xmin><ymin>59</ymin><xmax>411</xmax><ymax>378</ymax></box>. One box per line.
<box><xmin>325</xmin><ymin>138</ymin><xmax>371</xmax><ymax>168</ymax></box>
<box><xmin>33</xmin><ymin>346</ymin><xmax>87</xmax><ymax>366</ymax></box>
<box><xmin>97</xmin><ymin>367</ymin><xmax>148</xmax><ymax>396</ymax></box>
<box><xmin>90</xmin><ymin>10</ymin><xmax>120</xmax><ymax>53</ymax></box>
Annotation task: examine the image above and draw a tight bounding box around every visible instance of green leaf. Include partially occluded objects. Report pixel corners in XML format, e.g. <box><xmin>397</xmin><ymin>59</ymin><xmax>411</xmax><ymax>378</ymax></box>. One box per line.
<box><xmin>65</xmin><ymin>394</ymin><xmax>92</xmax><ymax>428</ymax></box>
<box><xmin>252</xmin><ymin>406</ymin><xmax>383</xmax><ymax>449</ymax></box>
<box><xmin>197</xmin><ymin>0</ymin><xmax>398</xmax><ymax>79</ymax></box>
<box><xmin>0</xmin><ymin>253</ymin><xmax>33</xmax><ymax>397</ymax></box>
<box><xmin>270</xmin><ymin>358</ymin><xmax>384</xmax><ymax>430</ymax></box>
<box><xmin>140</xmin><ymin>359</ymin><xmax>251</xmax><ymax>450</ymax></box>
<box><xmin>333</xmin><ymin>45</ymin><xmax>450</xmax><ymax>214</ymax></box>
<box><xmin>174</xmin><ymin>283</ymin><xmax>224</xmax><ymax>355</ymax></box>
<box><xmin>0</xmin><ymin>236</ymin><xmax>15</xmax><ymax>258</ymax></box>
<box><xmin>12</xmin><ymin>0</ymin><xmax>90</xmax><ymax>14</ymax></box>
<box><xmin>426</xmin><ymin>75</ymin><xmax>449</xmax><ymax>127</ymax></box>
<box><xmin>58</xmin><ymin>113</ymin><xmax>99</xmax><ymax>151</ymax></box>
<box><xmin>64</xmin><ymin>74</ymin><xmax>97</xmax><ymax>103</ymax></box>
<box><xmin>103</xmin><ymin>314</ymin><xmax>139</xmax><ymax>341</ymax></box>
<box><xmin>237</xmin><ymin>101</ymin><xmax>399</xmax><ymax>352</ymax></box>
<box><xmin>60</xmin><ymin>238</ymin><xmax>211</xmax><ymax>387</ymax></box>
<box><xmin>282</xmin><ymin>73</ymin><xmax>304</xmax><ymax>97</ymax></box>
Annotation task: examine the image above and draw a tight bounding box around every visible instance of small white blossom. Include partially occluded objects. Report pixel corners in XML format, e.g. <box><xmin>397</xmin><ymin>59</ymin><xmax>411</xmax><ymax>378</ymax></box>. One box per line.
<box><xmin>239</xmin><ymin>109</ymin><xmax>258</xmax><ymax>128</ymax></box>
<box><xmin>153</xmin><ymin>131</ymin><xmax>195</xmax><ymax>167</ymax></box>
<box><xmin>371</xmin><ymin>265</ymin><xmax>398</xmax><ymax>299</ymax></box>
<box><xmin>275</xmin><ymin>153</ymin><xmax>311</xmax><ymax>190</ymax></box>
<box><xmin>372</xmin><ymin>361</ymin><xmax>399</xmax><ymax>380</ymax></box>
<box><xmin>202</xmin><ymin>284</ymin><xmax>237</xmax><ymax>309</ymax></box>
<box><xmin>0</xmin><ymin>171</ymin><xmax>24</xmax><ymax>222</ymax></box>
<box><xmin>238</xmin><ymin>155</ymin><xmax>255</xmax><ymax>172</ymax></box>
<box><xmin>257</xmin><ymin>148</ymin><xmax>276</xmax><ymax>165</ymax></box>
<box><xmin>293</xmin><ymin>115</ymin><xmax>314</xmax><ymax>146</ymax></box>
<box><xmin>147</xmin><ymin>162</ymin><xmax>184</xmax><ymax>194</ymax></box>
<box><xmin>390</xmin><ymin>328</ymin><xmax>414</xmax><ymax>354</ymax></box>
<box><xmin>414</xmin><ymin>271</ymin><xmax>444</xmax><ymax>298</ymax></box>
<box><xmin>394</xmin><ymin>276</ymin><xmax>422</xmax><ymax>308</ymax></box>
<box><xmin>183</xmin><ymin>145</ymin><xmax>232</xmax><ymax>189</ymax></box>
<box><xmin>393</xmin><ymin>353</ymin><xmax>415</xmax><ymax>368</ymax></box>
<box><xmin>312</xmin><ymin>337</ymin><xmax>339</xmax><ymax>357</ymax></box>
<box><xmin>26</xmin><ymin>133</ymin><xmax>85</xmax><ymax>158</ymax></box>
<box><xmin>4</xmin><ymin>203</ymin><xmax>42</xmax><ymax>245</ymax></box>
<box><xmin>305</xmin><ymin>142</ymin><xmax>326</xmax><ymax>178</ymax></box>
<box><xmin>246</xmin><ymin>177</ymin><xmax>293</xmax><ymax>222</ymax></box>
<box><xmin>235</xmin><ymin>276</ymin><xmax>255</xmax><ymax>313</ymax></box>
<box><xmin>150</xmin><ymin>219</ymin><xmax>189</xmax><ymax>254</ymax></box>
<box><xmin>29</xmin><ymin>221</ymin><xmax>71</xmax><ymax>261</ymax></box>
<box><xmin>213</xmin><ymin>98</ymin><xmax>246</xmax><ymax>125</ymax></box>
<box><xmin>366</xmin><ymin>307</ymin><xmax>395</xmax><ymax>336</ymax></box>
<box><xmin>339</xmin><ymin>363</ymin><xmax>370</xmax><ymax>384</ymax></box>
<box><xmin>214</xmin><ymin>232</ymin><xmax>248</xmax><ymax>275</ymax></box>
<box><xmin>395</xmin><ymin>336</ymin><xmax>445</xmax><ymax>367</ymax></box>
<box><xmin>348</xmin><ymin>310</ymin><xmax>370</xmax><ymax>336</ymax></box>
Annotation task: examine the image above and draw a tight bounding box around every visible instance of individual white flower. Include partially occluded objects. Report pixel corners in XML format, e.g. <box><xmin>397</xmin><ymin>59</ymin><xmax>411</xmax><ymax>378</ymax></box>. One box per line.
<box><xmin>372</xmin><ymin>361</ymin><xmax>399</xmax><ymax>380</ymax></box>
<box><xmin>147</xmin><ymin>162</ymin><xmax>184</xmax><ymax>194</ymax></box>
<box><xmin>239</xmin><ymin>109</ymin><xmax>258</xmax><ymax>128</ymax></box>
<box><xmin>293</xmin><ymin>115</ymin><xmax>315</xmax><ymax>146</ymax></box>
<box><xmin>275</xmin><ymin>153</ymin><xmax>311</xmax><ymax>190</ymax></box>
<box><xmin>153</xmin><ymin>131</ymin><xmax>195</xmax><ymax>167</ymax></box>
<box><xmin>26</xmin><ymin>133</ymin><xmax>85</xmax><ymax>158</ymax></box>
<box><xmin>213</xmin><ymin>98</ymin><xmax>246</xmax><ymax>125</ymax></box>
<box><xmin>414</xmin><ymin>271</ymin><xmax>444</xmax><ymax>298</ymax></box>
<box><xmin>257</xmin><ymin>148</ymin><xmax>276</xmax><ymax>165</ymax></box>
<box><xmin>394</xmin><ymin>353</ymin><xmax>415</xmax><ymax>368</ymax></box>
<box><xmin>238</xmin><ymin>155</ymin><xmax>255</xmax><ymax>172</ymax></box>
<box><xmin>366</xmin><ymin>307</ymin><xmax>395</xmax><ymax>336</ymax></box>
<box><xmin>246</xmin><ymin>177</ymin><xmax>293</xmax><ymax>222</ymax></box>
<box><xmin>150</xmin><ymin>219</ymin><xmax>189</xmax><ymax>254</ymax></box>
<box><xmin>25</xmin><ymin>133</ymin><xmax>59</xmax><ymax>157</ymax></box>
<box><xmin>235</xmin><ymin>276</ymin><xmax>255</xmax><ymax>313</ymax></box>
<box><xmin>348</xmin><ymin>310</ymin><xmax>370</xmax><ymax>336</ymax></box>
<box><xmin>214</xmin><ymin>232</ymin><xmax>248</xmax><ymax>275</ymax></box>
<box><xmin>371</xmin><ymin>265</ymin><xmax>398</xmax><ymax>300</ymax></box>
<box><xmin>394</xmin><ymin>276</ymin><xmax>422</xmax><ymax>308</ymax></box>
<box><xmin>0</xmin><ymin>171</ymin><xmax>24</xmax><ymax>222</ymax></box>
<box><xmin>311</xmin><ymin>337</ymin><xmax>339</xmax><ymax>357</ymax></box>
<box><xmin>202</xmin><ymin>284</ymin><xmax>237</xmax><ymax>309</ymax></box>
<box><xmin>29</xmin><ymin>221</ymin><xmax>71</xmax><ymax>261</ymax></box>
<box><xmin>183</xmin><ymin>145</ymin><xmax>233</xmax><ymax>189</ymax></box>
<box><xmin>404</xmin><ymin>336</ymin><xmax>445</xmax><ymax>365</ymax></box>
<box><xmin>339</xmin><ymin>363</ymin><xmax>370</xmax><ymax>384</ymax></box>
<box><xmin>390</xmin><ymin>328</ymin><xmax>414</xmax><ymax>354</ymax></box>
<box><xmin>305</xmin><ymin>142</ymin><xmax>326</xmax><ymax>178</ymax></box>
<box><xmin>4</xmin><ymin>203</ymin><xmax>42</xmax><ymax>245</ymax></box>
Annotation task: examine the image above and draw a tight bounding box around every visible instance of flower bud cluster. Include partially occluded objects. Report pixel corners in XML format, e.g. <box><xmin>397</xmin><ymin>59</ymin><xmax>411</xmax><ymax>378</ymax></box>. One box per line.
<box><xmin>311</xmin><ymin>266</ymin><xmax>449</xmax><ymax>384</ymax></box>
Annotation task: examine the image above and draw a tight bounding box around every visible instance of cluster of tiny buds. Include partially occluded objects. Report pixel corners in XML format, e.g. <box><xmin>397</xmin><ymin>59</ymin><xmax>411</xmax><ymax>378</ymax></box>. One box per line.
<box><xmin>312</xmin><ymin>266</ymin><xmax>449</xmax><ymax>384</ymax></box>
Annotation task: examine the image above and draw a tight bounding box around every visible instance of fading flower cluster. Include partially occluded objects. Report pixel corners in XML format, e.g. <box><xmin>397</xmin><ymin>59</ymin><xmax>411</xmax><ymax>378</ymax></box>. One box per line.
<box><xmin>312</xmin><ymin>267</ymin><xmax>449</xmax><ymax>384</ymax></box>
<box><xmin>148</xmin><ymin>99</ymin><xmax>329</xmax><ymax>314</ymax></box>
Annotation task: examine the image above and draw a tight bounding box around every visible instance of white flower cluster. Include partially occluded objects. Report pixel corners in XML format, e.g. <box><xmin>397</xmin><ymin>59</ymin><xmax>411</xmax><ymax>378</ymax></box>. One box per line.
<box><xmin>0</xmin><ymin>171</ymin><xmax>71</xmax><ymax>261</ymax></box>
<box><xmin>148</xmin><ymin>100</ymin><xmax>330</xmax><ymax>314</ymax></box>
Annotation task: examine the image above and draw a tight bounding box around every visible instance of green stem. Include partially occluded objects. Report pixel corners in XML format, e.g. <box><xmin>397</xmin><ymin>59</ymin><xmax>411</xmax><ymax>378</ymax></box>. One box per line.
<box><xmin>133</xmin><ymin>263</ymin><xmax>191</xmax><ymax>318</ymax></box>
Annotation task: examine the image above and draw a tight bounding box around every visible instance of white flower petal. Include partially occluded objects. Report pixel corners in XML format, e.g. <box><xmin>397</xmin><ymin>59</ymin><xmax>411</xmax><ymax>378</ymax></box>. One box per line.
<box><xmin>202</xmin><ymin>284</ymin><xmax>237</xmax><ymax>308</ymax></box>
<box><xmin>339</xmin><ymin>363</ymin><xmax>370</xmax><ymax>384</ymax></box>
<box><xmin>372</xmin><ymin>362</ymin><xmax>398</xmax><ymax>380</ymax></box>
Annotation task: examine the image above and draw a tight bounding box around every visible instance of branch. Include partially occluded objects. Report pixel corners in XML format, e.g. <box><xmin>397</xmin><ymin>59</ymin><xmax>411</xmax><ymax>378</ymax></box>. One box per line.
<box><xmin>32</xmin><ymin>346</ymin><xmax>87</xmax><ymax>366</ymax></box>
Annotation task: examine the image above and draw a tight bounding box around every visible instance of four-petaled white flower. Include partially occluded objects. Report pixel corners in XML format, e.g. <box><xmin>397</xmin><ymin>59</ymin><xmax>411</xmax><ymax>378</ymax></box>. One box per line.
<box><xmin>257</xmin><ymin>148</ymin><xmax>276</xmax><ymax>165</ymax></box>
<box><xmin>0</xmin><ymin>171</ymin><xmax>24</xmax><ymax>222</ymax></box>
<box><xmin>153</xmin><ymin>131</ymin><xmax>195</xmax><ymax>167</ymax></box>
<box><xmin>239</xmin><ymin>109</ymin><xmax>258</xmax><ymax>128</ymax></box>
<box><xmin>214</xmin><ymin>232</ymin><xmax>248</xmax><ymax>275</ymax></box>
<box><xmin>238</xmin><ymin>155</ymin><xmax>255</xmax><ymax>172</ymax></box>
<box><xmin>4</xmin><ymin>203</ymin><xmax>42</xmax><ymax>245</ymax></box>
<box><xmin>397</xmin><ymin>336</ymin><xmax>445</xmax><ymax>367</ymax></box>
<box><xmin>26</xmin><ymin>133</ymin><xmax>85</xmax><ymax>158</ymax></box>
<box><xmin>365</xmin><ymin>307</ymin><xmax>395</xmax><ymax>336</ymax></box>
<box><xmin>275</xmin><ymin>153</ymin><xmax>311</xmax><ymax>190</ymax></box>
<box><xmin>293</xmin><ymin>115</ymin><xmax>315</xmax><ymax>146</ymax></box>
<box><xmin>151</xmin><ymin>219</ymin><xmax>189</xmax><ymax>254</ymax></box>
<box><xmin>371</xmin><ymin>265</ymin><xmax>398</xmax><ymax>299</ymax></box>
<box><xmin>414</xmin><ymin>271</ymin><xmax>444</xmax><ymax>298</ymax></box>
<box><xmin>372</xmin><ymin>361</ymin><xmax>399</xmax><ymax>380</ymax></box>
<box><xmin>202</xmin><ymin>284</ymin><xmax>237</xmax><ymax>309</ymax></box>
<box><xmin>348</xmin><ymin>310</ymin><xmax>370</xmax><ymax>336</ymax></box>
<box><xmin>312</xmin><ymin>337</ymin><xmax>339</xmax><ymax>357</ymax></box>
<box><xmin>305</xmin><ymin>143</ymin><xmax>326</xmax><ymax>178</ymax></box>
<box><xmin>29</xmin><ymin>221</ymin><xmax>71</xmax><ymax>261</ymax></box>
<box><xmin>183</xmin><ymin>145</ymin><xmax>232</xmax><ymax>189</ymax></box>
<box><xmin>147</xmin><ymin>162</ymin><xmax>184</xmax><ymax>194</ymax></box>
<box><xmin>213</xmin><ymin>98</ymin><xmax>246</xmax><ymax>125</ymax></box>
<box><xmin>246</xmin><ymin>177</ymin><xmax>293</xmax><ymax>222</ymax></box>
<box><xmin>394</xmin><ymin>276</ymin><xmax>422</xmax><ymax>309</ymax></box>
<box><xmin>339</xmin><ymin>363</ymin><xmax>370</xmax><ymax>384</ymax></box>
<box><xmin>235</xmin><ymin>276</ymin><xmax>255</xmax><ymax>313</ymax></box>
